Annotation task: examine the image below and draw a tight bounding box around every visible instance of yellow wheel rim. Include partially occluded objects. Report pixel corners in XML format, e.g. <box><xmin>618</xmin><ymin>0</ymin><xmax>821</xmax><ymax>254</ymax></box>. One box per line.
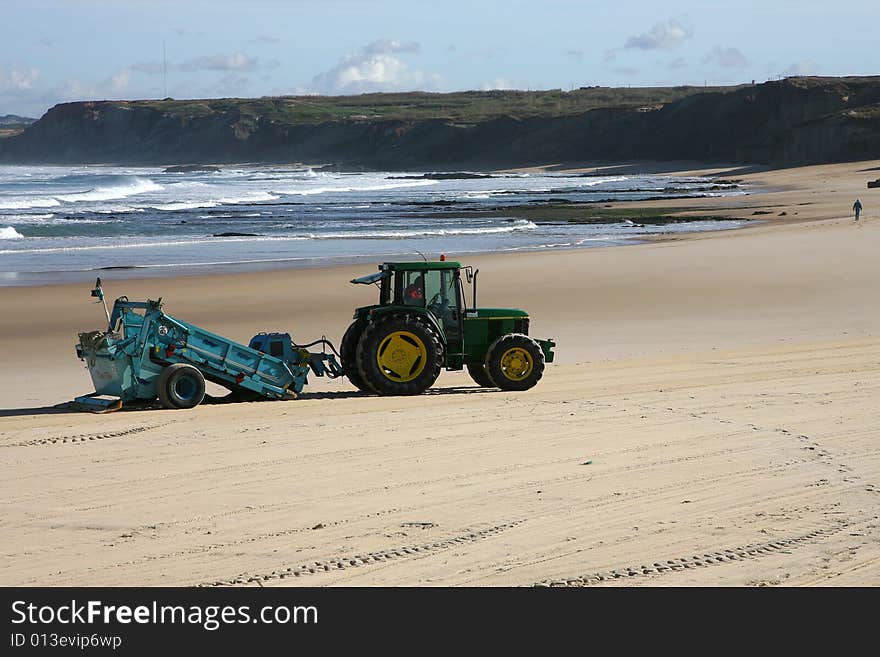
<box><xmin>376</xmin><ymin>330</ymin><xmax>427</xmax><ymax>382</ymax></box>
<box><xmin>499</xmin><ymin>347</ymin><xmax>534</xmax><ymax>381</ymax></box>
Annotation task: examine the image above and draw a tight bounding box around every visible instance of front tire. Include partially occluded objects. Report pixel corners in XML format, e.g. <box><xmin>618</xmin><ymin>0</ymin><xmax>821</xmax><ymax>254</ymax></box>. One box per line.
<box><xmin>485</xmin><ymin>333</ymin><xmax>545</xmax><ymax>391</ymax></box>
<box><xmin>157</xmin><ymin>363</ymin><xmax>206</xmax><ymax>409</ymax></box>
<box><xmin>356</xmin><ymin>314</ymin><xmax>444</xmax><ymax>395</ymax></box>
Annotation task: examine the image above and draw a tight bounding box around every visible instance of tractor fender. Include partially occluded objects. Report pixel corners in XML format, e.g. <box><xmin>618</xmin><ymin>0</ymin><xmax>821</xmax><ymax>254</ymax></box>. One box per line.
<box><xmin>366</xmin><ymin>307</ymin><xmax>446</xmax><ymax>343</ymax></box>
<box><xmin>535</xmin><ymin>337</ymin><xmax>556</xmax><ymax>363</ymax></box>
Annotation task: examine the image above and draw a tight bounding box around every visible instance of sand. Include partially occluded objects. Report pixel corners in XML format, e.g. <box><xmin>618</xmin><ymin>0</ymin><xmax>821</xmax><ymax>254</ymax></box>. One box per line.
<box><xmin>1</xmin><ymin>160</ymin><xmax>878</xmax><ymax>586</ymax></box>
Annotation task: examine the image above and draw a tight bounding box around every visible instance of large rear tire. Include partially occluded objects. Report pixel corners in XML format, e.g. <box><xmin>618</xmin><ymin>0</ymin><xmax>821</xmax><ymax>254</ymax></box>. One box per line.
<box><xmin>485</xmin><ymin>333</ymin><xmax>545</xmax><ymax>391</ymax></box>
<box><xmin>356</xmin><ymin>314</ymin><xmax>444</xmax><ymax>396</ymax></box>
<box><xmin>157</xmin><ymin>363</ymin><xmax>206</xmax><ymax>409</ymax></box>
<box><xmin>466</xmin><ymin>362</ymin><xmax>495</xmax><ymax>388</ymax></box>
<box><xmin>340</xmin><ymin>320</ymin><xmax>371</xmax><ymax>392</ymax></box>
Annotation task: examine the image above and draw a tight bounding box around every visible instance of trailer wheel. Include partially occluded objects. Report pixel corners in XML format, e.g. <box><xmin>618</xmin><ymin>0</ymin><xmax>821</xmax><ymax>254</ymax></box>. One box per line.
<box><xmin>340</xmin><ymin>320</ymin><xmax>371</xmax><ymax>393</ymax></box>
<box><xmin>485</xmin><ymin>333</ymin><xmax>545</xmax><ymax>391</ymax></box>
<box><xmin>356</xmin><ymin>314</ymin><xmax>444</xmax><ymax>395</ymax></box>
<box><xmin>157</xmin><ymin>363</ymin><xmax>206</xmax><ymax>409</ymax></box>
<box><xmin>466</xmin><ymin>362</ymin><xmax>496</xmax><ymax>388</ymax></box>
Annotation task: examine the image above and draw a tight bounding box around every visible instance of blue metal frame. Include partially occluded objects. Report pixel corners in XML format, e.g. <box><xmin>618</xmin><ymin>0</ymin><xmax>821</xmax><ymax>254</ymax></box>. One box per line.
<box><xmin>77</xmin><ymin>298</ymin><xmax>313</xmax><ymax>403</ymax></box>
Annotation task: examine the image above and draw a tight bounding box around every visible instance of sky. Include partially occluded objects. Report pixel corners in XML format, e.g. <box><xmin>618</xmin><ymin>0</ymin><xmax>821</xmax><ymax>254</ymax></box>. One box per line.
<box><xmin>0</xmin><ymin>0</ymin><xmax>877</xmax><ymax>118</ymax></box>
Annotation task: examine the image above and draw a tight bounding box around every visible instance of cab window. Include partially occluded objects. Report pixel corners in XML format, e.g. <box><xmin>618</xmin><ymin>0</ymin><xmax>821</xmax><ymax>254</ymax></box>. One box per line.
<box><xmin>401</xmin><ymin>271</ymin><xmax>425</xmax><ymax>306</ymax></box>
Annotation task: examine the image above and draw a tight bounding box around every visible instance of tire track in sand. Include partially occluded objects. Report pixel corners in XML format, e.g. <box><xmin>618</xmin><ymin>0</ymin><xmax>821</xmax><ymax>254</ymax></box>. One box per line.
<box><xmin>201</xmin><ymin>520</ymin><xmax>525</xmax><ymax>587</ymax></box>
<box><xmin>534</xmin><ymin>518</ymin><xmax>853</xmax><ymax>586</ymax></box>
<box><xmin>1</xmin><ymin>423</ymin><xmax>166</xmax><ymax>448</ymax></box>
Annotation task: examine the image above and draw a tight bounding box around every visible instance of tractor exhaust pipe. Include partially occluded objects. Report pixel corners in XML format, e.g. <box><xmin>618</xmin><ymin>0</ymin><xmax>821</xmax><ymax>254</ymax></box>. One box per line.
<box><xmin>472</xmin><ymin>269</ymin><xmax>479</xmax><ymax>310</ymax></box>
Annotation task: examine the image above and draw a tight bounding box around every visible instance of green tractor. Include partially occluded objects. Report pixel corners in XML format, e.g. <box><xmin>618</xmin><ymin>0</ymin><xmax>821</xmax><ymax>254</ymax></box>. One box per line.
<box><xmin>340</xmin><ymin>260</ymin><xmax>555</xmax><ymax>395</ymax></box>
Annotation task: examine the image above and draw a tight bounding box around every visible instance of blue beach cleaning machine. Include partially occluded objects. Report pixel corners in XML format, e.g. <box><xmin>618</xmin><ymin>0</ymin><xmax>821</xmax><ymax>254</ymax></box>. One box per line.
<box><xmin>74</xmin><ymin>278</ymin><xmax>342</xmax><ymax>412</ymax></box>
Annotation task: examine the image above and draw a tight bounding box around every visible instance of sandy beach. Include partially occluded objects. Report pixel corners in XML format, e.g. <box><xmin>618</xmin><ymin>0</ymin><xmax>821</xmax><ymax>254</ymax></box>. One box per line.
<box><xmin>1</xmin><ymin>159</ymin><xmax>878</xmax><ymax>586</ymax></box>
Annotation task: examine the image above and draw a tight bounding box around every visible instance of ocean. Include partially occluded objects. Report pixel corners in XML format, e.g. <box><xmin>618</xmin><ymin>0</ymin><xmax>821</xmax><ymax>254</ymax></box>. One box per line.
<box><xmin>0</xmin><ymin>164</ymin><xmax>748</xmax><ymax>286</ymax></box>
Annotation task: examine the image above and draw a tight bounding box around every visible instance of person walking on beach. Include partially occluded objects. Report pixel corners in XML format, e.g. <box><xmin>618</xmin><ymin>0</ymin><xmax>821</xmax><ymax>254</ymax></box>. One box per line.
<box><xmin>853</xmin><ymin>198</ymin><xmax>862</xmax><ymax>222</ymax></box>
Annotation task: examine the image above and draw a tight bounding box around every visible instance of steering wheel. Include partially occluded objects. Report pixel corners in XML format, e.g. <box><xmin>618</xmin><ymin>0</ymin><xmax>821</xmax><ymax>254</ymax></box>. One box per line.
<box><xmin>428</xmin><ymin>293</ymin><xmax>444</xmax><ymax>313</ymax></box>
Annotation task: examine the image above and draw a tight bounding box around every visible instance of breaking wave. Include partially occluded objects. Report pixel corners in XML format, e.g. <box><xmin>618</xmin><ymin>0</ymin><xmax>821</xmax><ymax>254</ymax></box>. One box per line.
<box><xmin>307</xmin><ymin>220</ymin><xmax>538</xmax><ymax>240</ymax></box>
<box><xmin>0</xmin><ymin>226</ymin><xmax>25</xmax><ymax>240</ymax></box>
<box><xmin>54</xmin><ymin>177</ymin><xmax>163</xmax><ymax>202</ymax></box>
<box><xmin>0</xmin><ymin>197</ymin><xmax>61</xmax><ymax>210</ymax></box>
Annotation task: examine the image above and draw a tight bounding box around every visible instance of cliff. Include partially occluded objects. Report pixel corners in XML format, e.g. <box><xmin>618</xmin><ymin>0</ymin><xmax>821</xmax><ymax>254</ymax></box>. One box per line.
<box><xmin>1</xmin><ymin>77</ymin><xmax>877</xmax><ymax>167</ymax></box>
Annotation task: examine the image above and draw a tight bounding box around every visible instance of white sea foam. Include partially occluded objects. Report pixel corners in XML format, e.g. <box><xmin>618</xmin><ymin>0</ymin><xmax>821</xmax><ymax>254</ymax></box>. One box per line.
<box><xmin>0</xmin><ymin>197</ymin><xmax>61</xmax><ymax>210</ymax></box>
<box><xmin>150</xmin><ymin>191</ymin><xmax>278</xmax><ymax>211</ymax></box>
<box><xmin>572</xmin><ymin>176</ymin><xmax>629</xmax><ymax>187</ymax></box>
<box><xmin>152</xmin><ymin>201</ymin><xmax>221</xmax><ymax>211</ymax></box>
<box><xmin>55</xmin><ymin>177</ymin><xmax>163</xmax><ymax>203</ymax></box>
<box><xmin>0</xmin><ymin>236</ymin><xmax>310</xmax><ymax>255</ymax></box>
<box><xmin>452</xmin><ymin>189</ymin><xmax>515</xmax><ymax>198</ymax></box>
<box><xmin>0</xmin><ymin>213</ymin><xmax>118</xmax><ymax>226</ymax></box>
<box><xmin>275</xmin><ymin>180</ymin><xmax>438</xmax><ymax>196</ymax></box>
<box><xmin>166</xmin><ymin>181</ymin><xmax>213</xmax><ymax>189</ymax></box>
<box><xmin>309</xmin><ymin>220</ymin><xmax>537</xmax><ymax>240</ymax></box>
<box><xmin>96</xmin><ymin>206</ymin><xmax>145</xmax><ymax>214</ymax></box>
<box><xmin>0</xmin><ymin>226</ymin><xmax>25</xmax><ymax>239</ymax></box>
<box><xmin>217</xmin><ymin>192</ymin><xmax>280</xmax><ymax>204</ymax></box>
<box><xmin>0</xmin><ymin>213</ymin><xmax>54</xmax><ymax>223</ymax></box>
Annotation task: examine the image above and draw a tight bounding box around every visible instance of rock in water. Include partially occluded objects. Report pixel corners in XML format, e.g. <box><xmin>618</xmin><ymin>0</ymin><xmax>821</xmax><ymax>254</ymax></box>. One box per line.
<box><xmin>164</xmin><ymin>164</ymin><xmax>221</xmax><ymax>173</ymax></box>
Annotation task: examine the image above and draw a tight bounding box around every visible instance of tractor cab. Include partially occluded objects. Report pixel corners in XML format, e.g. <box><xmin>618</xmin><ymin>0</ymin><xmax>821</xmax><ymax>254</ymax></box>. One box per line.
<box><xmin>351</xmin><ymin>260</ymin><xmax>464</xmax><ymax>345</ymax></box>
<box><xmin>344</xmin><ymin>260</ymin><xmax>555</xmax><ymax>395</ymax></box>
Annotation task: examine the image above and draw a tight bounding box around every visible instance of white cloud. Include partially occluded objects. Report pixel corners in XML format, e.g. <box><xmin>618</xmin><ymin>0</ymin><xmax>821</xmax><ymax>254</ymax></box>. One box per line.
<box><xmin>0</xmin><ymin>60</ymin><xmax>158</xmax><ymax>117</ymax></box>
<box><xmin>624</xmin><ymin>20</ymin><xmax>693</xmax><ymax>51</ymax></box>
<box><xmin>703</xmin><ymin>46</ymin><xmax>749</xmax><ymax>69</ymax></box>
<box><xmin>668</xmin><ymin>57</ymin><xmax>687</xmax><ymax>69</ymax></box>
<box><xmin>132</xmin><ymin>54</ymin><xmax>275</xmax><ymax>77</ymax></box>
<box><xmin>1</xmin><ymin>65</ymin><xmax>40</xmax><ymax>91</ymax></box>
<box><xmin>784</xmin><ymin>60</ymin><xmax>820</xmax><ymax>76</ymax></box>
<box><xmin>479</xmin><ymin>78</ymin><xmax>527</xmax><ymax>91</ymax></box>
<box><xmin>308</xmin><ymin>39</ymin><xmax>437</xmax><ymax>95</ymax></box>
<box><xmin>171</xmin><ymin>27</ymin><xmax>204</xmax><ymax>37</ymax></box>
<box><xmin>362</xmin><ymin>39</ymin><xmax>420</xmax><ymax>55</ymax></box>
<box><xmin>109</xmin><ymin>70</ymin><xmax>130</xmax><ymax>93</ymax></box>
<box><xmin>0</xmin><ymin>65</ymin><xmax>43</xmax><ymax>116</ymax></box>
<box><xmin>131</xmin><ymin>61</ymin><xmax>165</xmax><ymax>74</ymax></box>
<box><xmin>611</xmin><ymin>66</ymin><xmax>639</xmax><ymax>77</ymax></box>
<box><xmin>178</xmin><ymin>52</ymin><xmax>259</xmax><ymax>72</ymax></box>
<box><xmin>208</xmin><ymin>74</ymin><xmax>252</xmax><ymax>96</ymax></box>
<box><xmin>564</xmin><ymin>49</ymin><xmax>584</xmax><ymax>62</ymax></box>
<box><xmin>52</xmin><ymin>78</ymin><xmax>99</xmax><ymax>102</ymax></box>
<box><xmin>33</xmin><ymin>66</ymin><xmax>137</xmax><ymax>108</ymax></box>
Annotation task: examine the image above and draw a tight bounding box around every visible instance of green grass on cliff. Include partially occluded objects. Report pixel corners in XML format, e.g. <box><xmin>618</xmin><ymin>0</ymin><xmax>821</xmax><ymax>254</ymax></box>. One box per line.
<box><xmin>123</xmin><ymin>86</ymin><xmax>742</xmax><ymax>125</ymax></box>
